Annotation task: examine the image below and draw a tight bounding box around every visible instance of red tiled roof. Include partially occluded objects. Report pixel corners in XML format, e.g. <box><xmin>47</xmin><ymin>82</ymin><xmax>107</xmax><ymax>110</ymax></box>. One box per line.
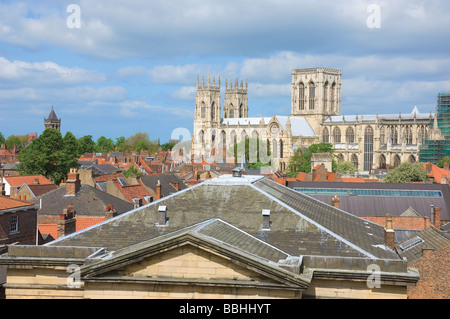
<box><xmin>76</xmin><ymin>216</ymin><xmax>106</xmax><ymax>232</ymax></box>
<box><xmin>4</xmin><ymin>175</ymin><xmax>53</xmax><ymax>187</ymax></box>
<box><xmin>422</xmin><ymin>162</ymin><xmax>450</xmax><ymax>183</ymax></box>
<box><xmin>0</xmin><ymin>195</ymin><xmax>34</xmax><ymax>210</ymax></box>
<box><xmin>38</xmin><ymin>224</ymin><xmax>58</xmax><ymax>240</ymax></box>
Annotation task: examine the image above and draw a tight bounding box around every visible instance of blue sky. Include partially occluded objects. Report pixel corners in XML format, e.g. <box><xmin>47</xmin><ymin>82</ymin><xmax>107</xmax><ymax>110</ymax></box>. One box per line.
<box><xmin>1</xmin><ymin>0</ymin><xmax>450</xmax><ymax>143</ymax></box>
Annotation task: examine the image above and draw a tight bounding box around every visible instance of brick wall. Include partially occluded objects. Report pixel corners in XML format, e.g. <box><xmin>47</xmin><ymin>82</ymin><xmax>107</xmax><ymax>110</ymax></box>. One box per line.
<box><xmin>0</xmin><ymin>208</ymin><xmax>37</xmax><ymax>246</ymax></box>
<box><xmin>407</xmin><ymin>247</ymin><xmax>450</xmax><ymax>299</ymax></box>
<box><xmin>363</xmin><ymin>216</ymin><xmax>434</xmax><ymax>231</ymax></box>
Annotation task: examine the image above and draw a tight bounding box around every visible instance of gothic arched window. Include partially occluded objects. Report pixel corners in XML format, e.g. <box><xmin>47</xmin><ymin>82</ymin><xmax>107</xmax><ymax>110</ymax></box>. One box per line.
<box><xmin>333</xmin><ymin>127</ymin><xmax>341</xmax><ymax>143</ymax></box>
<box><xmin>299</xmin><ymin>83</ymin><xmax>305</xmax><ymax>111</ymax></box>
<box><xmin>364</xmin><ymin>126</ymin><xmax>374</xmax><ymax>171</ymax></box>
<box><xmin>351</xmin><ymin>154</ymin><xmax>358</xmax><ymax>170</ymax></box>
<box><xmin>323</xmin><ymin>127</ymin><xmax>330</xmax><ymax>143</ymax></box>
<box><xmin>309</xmin><ymin>82</ymin><xmax>315</xmax><ymax>110</ymax></box>
<box><xmin>346</xmin><ymin>127</ymin><xmax>355</xmax><ymax>143</ymax></box>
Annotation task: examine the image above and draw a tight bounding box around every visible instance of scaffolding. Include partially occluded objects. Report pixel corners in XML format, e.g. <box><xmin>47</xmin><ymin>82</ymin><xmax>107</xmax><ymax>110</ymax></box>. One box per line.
<box><xmin>432</xmin><ymin>92</ymin><xmax>450</xmax><ymax>136</ymax></box>
<box><xmin>419</xmin><ymin>92</ymin><xmax>450</xmax><ymax>163</ymax></box>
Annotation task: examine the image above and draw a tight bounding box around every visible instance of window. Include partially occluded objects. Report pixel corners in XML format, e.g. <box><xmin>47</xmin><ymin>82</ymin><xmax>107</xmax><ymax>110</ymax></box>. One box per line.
<box><xmin>405</xmin><ymin>126</ymin><xmax>413</xmax><ymax>144</ymax></box>
<box><xmin>333</xmin><ymin>127</ymin><xmax>341</xmax><ymax>143</ymax></box>
<box><xmin>409</xmin><ymin>155</ymin><xmax>416</xmax><ymax>163</ymax></box>
<box><xmin>379</xmin><ymin>154</ymin><xmax>386</xmax><ymax>169</ymax></box>
<box><xmin>299</xmin><ymin>83</ymin><xmax>305</xmax><ymax>110</ymax></box>
<box><xmin>280</xmin><ymin>140</ymin><xmax>284</xmax><ymax>159</ymax></box>
<box><xmin>323</xmin><ymin>82</ymin><xmax>329</xmax><ymax>111</ymax></box>
<box><xmin>323</xmin><ymin>127</ymin><xmax>330</xmax><ymax>143</ymax></box>
<box><xmin>211</xmin><ymin>102</ymin><xmax>215</xmax><ymax>121</ymax></box>
<box><xmin>309</xmin><ymin>82</ymin><xmax>315</xmax><ymax>110</ymax></box>
<box><xmin>200</xmin><ymin>102</ymin><xmax>206</xmax><ymax>119</ymax></box>
<box><xmin>272</xmin><ymin>139</ymin><xmax>278</xmax><ymax>159</ymax></box>
<box><xmin>10</xmin><ymin>215</ymin><xmax>18</xmax><ymax>233</ymax></box>
<box><xmin>394</xmin><ymin>155</ymin><xmax>401</xmax><ymax>168</ymax></box>
<box><xmin>380</xmin><ymin>127</ymin><xmax>385</xmax><ymax>145</ymax></box>
<box><xmin>364</xmin><ymin>126</ymin><xmax>374</xmax><ymax>171</ymax></box>
<box><xmin>239</xmin><ymin>104</ymin><xmax>243</xmax><ymax>118</ymax></box>
<box><xmin>346</xmin><ymin>127</ymin><xmax>355</xmax><ymax>143</ymax></box>
<box><xmin>351</xmin><ymin>154</ymin><xmax>359</xmax><ymax>170</ymax></box>
<box><xmin>391</xmin><ymin>126</ymin><xmax>398</xmax><ymax>144</ymax></box>
<box><xmin>331</xmin><ymin>83</ymin><xmax>336</xmax><ymax>111</ymax></box>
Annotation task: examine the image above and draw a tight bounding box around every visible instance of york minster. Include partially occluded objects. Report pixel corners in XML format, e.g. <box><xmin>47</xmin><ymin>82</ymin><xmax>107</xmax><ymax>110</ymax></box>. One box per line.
<box><xmin>191</xmin><ymin>67</ymin><xmax>435</xmax><ymax>172</ymax></box>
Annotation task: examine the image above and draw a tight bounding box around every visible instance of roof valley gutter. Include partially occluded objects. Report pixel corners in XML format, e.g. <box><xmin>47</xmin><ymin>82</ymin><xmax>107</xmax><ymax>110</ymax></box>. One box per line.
<box><xmin>249</xmin><ymin>183</ymin><xmax>378</xmax><ymax>259</ymax></box>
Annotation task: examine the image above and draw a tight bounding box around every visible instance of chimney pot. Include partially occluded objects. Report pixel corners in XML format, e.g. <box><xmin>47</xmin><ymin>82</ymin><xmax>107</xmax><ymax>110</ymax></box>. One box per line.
<box><xmin>331</xmin><ymin>194</ymin><xmax>340</xmax><ymax>209</ymax></box>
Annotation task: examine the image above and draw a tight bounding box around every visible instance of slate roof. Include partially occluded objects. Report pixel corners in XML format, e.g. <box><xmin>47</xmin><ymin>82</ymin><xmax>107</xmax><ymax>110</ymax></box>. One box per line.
<box><xmin>396</xmin><ymin>227</ymin><xmax>450</xmax><ymax>263</ymax></box>
<box><xmin>47</xmin><ymin>107</ymin><xmax>58</xmax><ymax>120</ymax></box>
<box><xmin>287</xmin><ymin>181</ymin><xmax>450</xmax><ymax>221</ymax></box>
<box><xmin>47</xmin><ymin>175</ymin><xmax>398</xmax><ymax>260</ymax></box>
<box><xmin>140</xmin><ymin>174</ymin><xmax>188</xmax><ymax>197</ymax></box>
<box><xmin>19</xmin><ymin>183</ymin><xmax>58</xmax><ymax>198</ymax></box>
<box><xmin>30</xmin><ymin>184</ymin><xmax>134</xmax><ymax>217</ymax></box>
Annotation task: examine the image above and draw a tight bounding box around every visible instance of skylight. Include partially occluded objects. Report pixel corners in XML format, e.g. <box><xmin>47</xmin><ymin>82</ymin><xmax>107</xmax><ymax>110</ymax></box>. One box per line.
<box><xmin>398</xmin><ymin>236</ymin><xmax>424</xmax><ymax>251</ymax></box>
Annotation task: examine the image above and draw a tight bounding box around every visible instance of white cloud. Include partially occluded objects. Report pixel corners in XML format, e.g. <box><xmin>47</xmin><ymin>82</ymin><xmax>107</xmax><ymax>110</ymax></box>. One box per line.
<box><xmin>0</xmin><ymin>57</ymin><xmax>105</xmax><ymax>87</ymax></box>
<box><xmin>119</xmin><ymin>100</ymin><xmax>193</xmax><ymax>119</ymax></box>
<box><xmin>171</xmin><ymin>86</ymin><xmax>197</xmax><ymax>100</ymax></box>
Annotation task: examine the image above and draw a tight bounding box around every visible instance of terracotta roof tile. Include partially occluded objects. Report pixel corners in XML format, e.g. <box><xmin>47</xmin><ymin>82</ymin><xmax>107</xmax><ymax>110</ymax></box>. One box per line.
<box><xmin>0</xmin><ymin>195</ymin><xmax>34</xmax><ymax>210</ymax></box>
<box><xmin>4</xmin><ymin>175</ymin><xmax>53</xmax><ymax>187</ymax></box>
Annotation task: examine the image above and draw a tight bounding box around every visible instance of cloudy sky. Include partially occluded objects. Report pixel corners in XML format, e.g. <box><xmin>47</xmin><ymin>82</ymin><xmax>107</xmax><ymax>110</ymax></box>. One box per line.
<box><xmin>0</xmin><ymin>0</ymin><xmax>449</xmax><ymax>143</ymax></box>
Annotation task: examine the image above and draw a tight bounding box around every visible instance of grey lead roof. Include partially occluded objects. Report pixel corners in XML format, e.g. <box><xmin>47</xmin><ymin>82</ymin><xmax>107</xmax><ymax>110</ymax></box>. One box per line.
<box><xmin>47</xmin><ymin>176</ymin><xmax>399</xmax><ymax>260</ymax></box>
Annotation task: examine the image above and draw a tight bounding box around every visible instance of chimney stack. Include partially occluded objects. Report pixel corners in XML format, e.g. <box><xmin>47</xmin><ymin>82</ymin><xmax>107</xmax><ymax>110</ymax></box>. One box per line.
<box><xmin>105</xmin><ymin>205</ymin><xmax>117</xmax><ymax>220</ymax></box>
<box><xmin>432</xmin><ymin>206</ymin><xmax>441</xmax><ymax>229</ymax></box>
<box><xmin>384</xmin><ymin>214</ymin><xmax>395</xmax><ymax>250</ymax></box>
<box><xmin>331</xmin><ymin>194</ymin><xmax>340</xmax><ymax>209</ymax></box>
<box><xmin>158</xmin><ymin>205</ymin><xmax>167</xmax><ymax>226</ymax></box>
<box><xmin>66</xmin><ymin>168</ymin><xmax>81</xmax><ymax>196</ymax></box>
<box><xmin>57</xmin><ymin>203</ymin><xmax>76</xmax><ymax>238</ymax></box>
<box><xmin>156</xmin><ymin>180</ymin><xmax>162</xmax><ymax>200</ymax></box>
<box><xmin>262</xmin><ymin>209</ymin><xmax>271</xmax><ymax>230</ymax></box>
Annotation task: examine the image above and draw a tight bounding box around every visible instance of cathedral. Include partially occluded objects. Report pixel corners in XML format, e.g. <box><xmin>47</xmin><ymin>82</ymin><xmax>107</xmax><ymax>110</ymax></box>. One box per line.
<box><xmin>191</xmin><ymin>67</ymin><xmax>434</xmax><ymax>173</ymax></box>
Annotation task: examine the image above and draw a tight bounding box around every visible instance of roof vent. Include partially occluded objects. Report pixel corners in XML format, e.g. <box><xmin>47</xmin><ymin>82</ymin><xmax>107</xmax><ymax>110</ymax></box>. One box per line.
<box><xmin>158</xmin><ymin>205</ymin><xmax>167</xmax><ymax>226</ymax></box>
<box><xmin>262</xmin><ymin>209</ymin><xmax>271</xmax><ymax>230</ymax></box>
<box><xmin>232</xmin><ymin>167</ymin><xmax>243</xmax><ymax>178</ymax></box>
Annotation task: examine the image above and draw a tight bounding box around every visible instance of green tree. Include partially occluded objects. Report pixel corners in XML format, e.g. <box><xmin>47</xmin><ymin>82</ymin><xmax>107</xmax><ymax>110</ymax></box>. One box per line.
<box><xmin>161</xmin><ymin>141</ymin><xmax>176</xmax><ymax>151</ymax></box>
<box><xmin>115</xmin><ymin>136</ymin><xmax>126</xmax><ymax>152</ymax></box>
<box><xmin>78</xmin><ymin>135</ymin><xmax>96</xmax><ymax>155</ymax></box>
<box><xmin>287</xmin><ymin>146</ymin><xmax>306</xmax><ymax>177</ymax></box>
<box><xmin>5</xmin><ymin>135</ymin><xmax>23</xmax><ymax>149</ymax></box>
<box><xmin>335</xmin><ymin>161</ymin><xmax>356</xmax><ymax>175</ymax></box>
<box><xmin>230</xmin><ymin>138</ymin><xmax>271</xmax><ymax>170</ymax></box>
<box><xmin>123</xmin><ymin>165</ymin><xmax>143</xmax><ymax>178</ymax></box>
<box><xmin>384</xmin><ymin>162</ymin><xmax>428</xmax><ymax>183</ymax></box>
<box><xmin>95</xmin><ymin>136</ymin><xmax>115</xmax><ymax>153</ymax></box>
<box><xmin>437</xmin><ymin>156</ymin><xmax>450</xmax><ymax>168</ymax></box>
<box><xmin>0</xmin><ymin>132</ymin><xmax>5</xmax><ymax>146</ymax></box>
<box><xmin>123</xmin><ymin>132</ymin><xmax>159</xmax><ymax>154</ymax></box>
<box><xmin>18</xmin><ymin>129</ymin><xmax>79</xmax><ymax>184</ymax></box>
<box><xmin>287</xmin><ymin>143</ymin><xmax>336</xmax><ymax>175</ymax></box>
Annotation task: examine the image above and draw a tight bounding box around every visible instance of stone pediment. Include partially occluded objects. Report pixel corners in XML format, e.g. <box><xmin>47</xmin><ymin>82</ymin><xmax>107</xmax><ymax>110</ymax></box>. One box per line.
<box><xmin>79</xmin><ymin>219</ymin><xmax>310</xmax><ymax>291</ymax></box>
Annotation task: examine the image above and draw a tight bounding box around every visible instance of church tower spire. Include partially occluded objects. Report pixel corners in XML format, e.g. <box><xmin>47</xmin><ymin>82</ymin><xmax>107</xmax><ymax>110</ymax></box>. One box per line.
<box><xmin>44</xmin><ymin>106</ymin><xmax>61</xmax><ymax>132</ymax></box>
